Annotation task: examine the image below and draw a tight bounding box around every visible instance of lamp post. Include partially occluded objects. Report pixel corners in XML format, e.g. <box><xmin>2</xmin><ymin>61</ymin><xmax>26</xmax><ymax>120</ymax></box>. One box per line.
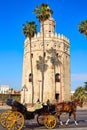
<box><xmin>21</xmin><ymin>85</ymin><xmax>28</xmax><ymax>105</ymax></box>
<box><xmin>1</xmin><ymin>91</ymin><xmax>3</xmax><ymax>106</ymax></box>
<box><xmin>38</xmin><ymin>80</ymin><xmax>42</xmax><ymax>102</ymax></box>
<box><xmin>8</xmin><ymin>88</ymin><xmax>12</xmax><ymax>98</ymax></box>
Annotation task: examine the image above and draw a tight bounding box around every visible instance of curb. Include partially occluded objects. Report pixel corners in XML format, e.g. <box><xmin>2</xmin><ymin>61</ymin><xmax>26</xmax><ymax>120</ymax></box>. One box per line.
<box><xmin>77</xmin><ymin>106</ymin><xmax>87</xmax><ymax>110</ymax></box>
<box><xmin>34</xmin><ymin>128</ymin><xmax>87</xmax><ymax>130</ymax></box>
<box><xmin>35</xmin><ymin>127</ymin><xmax>87</xmax><ymax>130</ymax></box>
<box><xmin>0</xmin><ymin>106</ymin><xmax>11</xmax><ymax>110</ymax></box>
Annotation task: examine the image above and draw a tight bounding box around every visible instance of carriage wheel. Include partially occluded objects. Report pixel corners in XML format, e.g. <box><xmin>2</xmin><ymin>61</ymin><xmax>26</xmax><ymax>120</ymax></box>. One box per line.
<box><xmin>6</xmin><ymin>111</ymin><xmax>24</xmax><ymax>130</ymax></box>
<box><xmin>0</xmin><ymin>110</ymin><xmax>12</xmax><ymax>128</ymax></box>
<box><xmin>37</xmin><ymin>113</ymin><xmax>49</xmax><ymax>126</ymax></box>
<box><xmin>44</xmin><ymin>115</ymin><xmax>56</xmax><ymax>129</ymax></box>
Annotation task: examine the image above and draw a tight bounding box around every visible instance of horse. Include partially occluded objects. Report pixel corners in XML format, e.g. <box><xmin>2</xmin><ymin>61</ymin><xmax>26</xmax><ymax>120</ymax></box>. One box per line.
<box><xmin>54</xmin><ymin>99</ymin><xmax>83</xmax><ymax>126</ymax></box>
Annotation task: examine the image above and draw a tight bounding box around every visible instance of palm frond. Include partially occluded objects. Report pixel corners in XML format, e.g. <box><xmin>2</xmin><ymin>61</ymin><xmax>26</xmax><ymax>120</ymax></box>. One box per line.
<box><xmin>22</xmin><ymin>21</ymin><xmax>37</xmax><ymax>38</ymax></box>
<box><xmin>34</xmin><ymin>3</ymin><xmax>53</xmax><ymax>22</ymax></box>
<box><xmin>78</xmin><ymin>20</ymin><xmax>87</xmax><ymax>37</ymax></box>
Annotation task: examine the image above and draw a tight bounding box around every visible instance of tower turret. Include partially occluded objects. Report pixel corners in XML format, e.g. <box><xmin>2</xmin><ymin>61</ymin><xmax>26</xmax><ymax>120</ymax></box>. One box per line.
<box><xmin>40</xmin><ymin>15</ymin><xmax>55</xmax><ymax>36</ymax></box>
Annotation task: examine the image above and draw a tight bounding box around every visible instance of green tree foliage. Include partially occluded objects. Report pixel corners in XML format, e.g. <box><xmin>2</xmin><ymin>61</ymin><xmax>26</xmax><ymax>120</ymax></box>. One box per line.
<box><xmin>78</xmin><ymin>20</ymin><xmax>87</xmax><ymax>38</ymax></box>
<box><xmin>84</xmin><ymin>81</ymin><xmax>87</xmax><ymax>91</ymax></box>
<box><xmin>23</xmin><ymin>21</ymin><xmax>37</xmax><ymax>39</ymax></box>
<box><xmin>73</xmin><ymin>86</ymin><xmax>86</xmax><ymax>100</ymax></box>
<box><xmin>33</xmin><ymin>3</ymin><xmax>53</xmax><ymax>22</ymax></box>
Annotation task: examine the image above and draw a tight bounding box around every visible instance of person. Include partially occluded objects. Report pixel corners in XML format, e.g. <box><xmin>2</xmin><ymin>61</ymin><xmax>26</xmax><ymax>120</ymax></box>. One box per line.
<box><xmin>47</xmin><ymin>99</ymin><xmax>51</xmax><ymax>106</ymax></box>
<box><xmin>34</xmin><ymin>99</ymin><xmax>42</xmax><ymax>110</ymax></box>
<box><xmin>37</xmin><ymin>99</ymin><xmax>40</xmax><ymax>103</ymax></box>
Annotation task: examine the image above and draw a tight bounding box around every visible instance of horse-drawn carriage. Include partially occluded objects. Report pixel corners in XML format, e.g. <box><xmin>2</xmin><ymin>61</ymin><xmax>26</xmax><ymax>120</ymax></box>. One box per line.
<box><xmin>0</xmin><ymin>98</ymin><xmax>57</xmax><ymax>130</ymax></box>
<box><xmin>0</xmin><ymin>98</ymin><xmax>83</xmax><ymax>130</ymax></box>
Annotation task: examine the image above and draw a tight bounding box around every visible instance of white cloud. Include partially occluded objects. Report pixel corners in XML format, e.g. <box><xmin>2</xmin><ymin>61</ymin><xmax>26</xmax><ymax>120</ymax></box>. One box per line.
<box><xmin>71</xmin><ymin>74</ymin><xmax>87</xmax><ymax>81</ymax></box>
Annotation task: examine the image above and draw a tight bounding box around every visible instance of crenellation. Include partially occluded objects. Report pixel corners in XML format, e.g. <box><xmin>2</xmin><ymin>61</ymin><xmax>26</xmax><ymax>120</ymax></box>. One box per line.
<box><xmin>34</xmin><ymin>33</ymin><xmax>37</xmax><ymax>38</ymax></box>
<box><xmin>67</xmin><ymin>38</ymin><xmax>70</xmax><ymax>43</ymax></box>
<box><xmin>57</xmin><ymin>33</ymin><xmax>61</xmax><ymax>39</ymax></box>
<box><xmin>24</xmin><ymin>38</ymin><xmax>29</xmax><ymax>47</ymax></box>
<box><xmin>60</xmin><ymin>34</ymin><xmax>64</xmax><ymax>39</ymax></box>
<box><xmin>24</xmin><ymin>32</ymin><xmax>70</xmax><ymax>56</ymax></box>
<box><xmin>37</xmin><ymin>32</ymin><xmax>40</xmax><ymax>38</ymax></box>
<box><xmin>55</xmin><ymin>33</ymin><xmax>57</xmax><ymax>38</ymax></box>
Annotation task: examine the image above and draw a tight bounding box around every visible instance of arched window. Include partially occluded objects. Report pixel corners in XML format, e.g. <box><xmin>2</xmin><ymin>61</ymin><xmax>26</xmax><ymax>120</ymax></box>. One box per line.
<box><xmin>44</xmin><ymin>52</ymin><xmax>46</xmax><ymax>57</ymax></box>
<box><xmin>31</xmin><ymin>53</ymin><xmax>33</xmax><ymax>58</ymax></box>
<box><xmin>55</xmin><ymin>73</ymin><xmax>60</xmax><ymax>82</ymax></box>
<box><xmin>29</xmin><ymin>73</ymin><xmax>32</xmax><ymax>82</ymax></box>
<box><xmin>55</xmin><ymin>93</ymin><xmax>59</xmax><ymax>101</ymax></box>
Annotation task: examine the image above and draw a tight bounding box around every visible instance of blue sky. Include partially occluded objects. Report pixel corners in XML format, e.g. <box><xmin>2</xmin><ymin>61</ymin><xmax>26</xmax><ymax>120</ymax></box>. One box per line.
<box><xmin>0</xmin><ymin>0</ymin><xmax>87</xmax><ymax>91</ymax></box>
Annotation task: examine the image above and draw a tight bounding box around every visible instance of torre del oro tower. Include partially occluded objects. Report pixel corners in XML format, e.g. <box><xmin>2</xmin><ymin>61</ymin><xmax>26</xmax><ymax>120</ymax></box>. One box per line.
<box><xmin>21</xmin><ymin>12</ymin><xmax>71</xmax><ymax>105</ymax></box>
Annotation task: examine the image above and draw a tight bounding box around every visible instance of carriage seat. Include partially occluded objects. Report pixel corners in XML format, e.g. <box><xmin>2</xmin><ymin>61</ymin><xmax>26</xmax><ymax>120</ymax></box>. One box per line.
<box><xmin>27</xmin><ymin>102</ymin><xmax>43</xmax><ymax>112</ymax></box>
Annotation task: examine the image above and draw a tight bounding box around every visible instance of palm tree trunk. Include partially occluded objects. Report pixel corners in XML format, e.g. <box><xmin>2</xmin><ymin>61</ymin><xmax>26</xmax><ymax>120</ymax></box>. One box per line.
<box><xmin>42</xmin><ymin>21</ymin><xmax>45</xmax><ymax>102</ymax></box>
<box><xmin>54</xmin><ymin>65</ymin><xmax>56</xmax><ymax>100</ymax></box>
<box><xmin>29</xmin><ymin>38</ymin><xmax>34</xmax><ymax>106</ymax></box>
<box><xmin>59</xmin><ymin>60</ymin><xmax>62</xmax><ymax>102</ymax></box>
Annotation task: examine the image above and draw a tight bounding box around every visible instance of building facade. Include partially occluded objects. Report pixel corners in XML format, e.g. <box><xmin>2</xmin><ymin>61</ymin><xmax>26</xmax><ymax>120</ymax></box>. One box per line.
<box><xmin>0</xmin><ymin>85</ymin><xmax>10</xmax><ymax>94</ymax></box>
<box><xmin>21</xmin><ymin>14</ymin><xmax>71</xmax><ymax>104</ymax></box>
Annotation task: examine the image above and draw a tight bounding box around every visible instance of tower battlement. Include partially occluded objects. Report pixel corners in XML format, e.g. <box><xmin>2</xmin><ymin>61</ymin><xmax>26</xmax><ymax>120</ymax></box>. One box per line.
<box><xmin>24</xmin><ymin>32</ymin><xmax>70</xmax><ymax>55</ymax></box>
<box><xmin>33</xmin><ymin>33</ymin><xmax>69</xmax><ymax>43</ymax></box>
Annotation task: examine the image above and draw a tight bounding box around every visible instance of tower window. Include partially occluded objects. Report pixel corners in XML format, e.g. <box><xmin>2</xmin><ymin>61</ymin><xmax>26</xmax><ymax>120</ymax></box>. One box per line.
<box><xmin>55</xmin><ymin>93</ymin><xmax>59</xmax><ymax>101</ymax></box>
<box><xmin>56</xmin><ymin>53</ymin><xmax>58</xmax><ymax>56</ymax></box>
<box><xmin>31</xmin><ymin>53</ymin><xmax>33</xmax><ymax>58</ymax></box>
<box><xmin>44</xmin><ymin>52</ymin><xmax>46</xmax><ymax>57</ymax></box>
<box><xmin>29</xmin><ymin>73</ymin><xmax>32</xmax><ymax>82</ymax></box>
<box><xmin>55</xmin><ymin>73</ymin><xmax>60</xmax><ymax>82</ymax></box>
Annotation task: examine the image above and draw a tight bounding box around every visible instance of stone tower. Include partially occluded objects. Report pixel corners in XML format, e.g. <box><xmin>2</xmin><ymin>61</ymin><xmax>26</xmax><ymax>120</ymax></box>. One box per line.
<box><xmin>21</xmin><ymin>14</ymin><xmax>71</xmax><ymax>104</ymax></box>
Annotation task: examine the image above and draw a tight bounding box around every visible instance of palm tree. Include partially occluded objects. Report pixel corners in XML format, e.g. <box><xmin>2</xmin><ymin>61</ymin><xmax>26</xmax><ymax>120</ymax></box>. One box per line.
<box><xmin>84</xmin><ymin>81</ymin><xmax>87</xmax><ymax>91</ymax></box>
<box><xmin>78</xmin><ymin>20</ymin><xmax>87</xmax><ymax>38</ymax></box>
<box><xmin>36</xmin><ymin>56</ymin><xmax>48</xmax><ymax>101</ymax></box>
<box><xmin>73</xmin><ymin>86</ymin><xmax>86</xmax><ymax>100</ymax></box>
<box><xmin>34</xmin><ymin>3</ymin><xmax>53</xmax><ymax>102</ymax></box>
<box><xmin>23</xmin><ymin>21</ymin><xmax>37</xmax><ymax>105</ymax></box>
<box><xmin>47</xmin><ymin>48</ymin><xmax>61</xmax><ymax>100</ymax></box>
<box><xmin>36</xmin><ymin>55</ymin><xmax>48</xmax><ymax>72</ymax></box>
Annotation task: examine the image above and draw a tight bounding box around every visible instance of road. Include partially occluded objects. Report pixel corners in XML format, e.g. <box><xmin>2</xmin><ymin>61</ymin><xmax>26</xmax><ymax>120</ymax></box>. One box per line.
<box><xmin>0</xmin><ymin>109</ymin><xmax>87</xmax><ymax>130</ymax></box>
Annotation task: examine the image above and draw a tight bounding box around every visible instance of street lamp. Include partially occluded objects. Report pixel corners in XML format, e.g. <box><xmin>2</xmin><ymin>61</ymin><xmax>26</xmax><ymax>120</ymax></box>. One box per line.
<box><xmin>21</xmin><ymin>85</ymin><xmax>28</xmax><ymax>105</ymax></box>
<box><xmin>38</xmin><ymin>80</ymin><xmax>42</xmax><ymax>102</ymax></box>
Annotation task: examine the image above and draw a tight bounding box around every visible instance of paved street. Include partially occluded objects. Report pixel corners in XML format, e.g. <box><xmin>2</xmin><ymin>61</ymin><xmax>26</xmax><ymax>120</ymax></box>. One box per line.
<box><xmin>0</xmin><ymin>108</ymin><xmax>87</xmax><ymax>130</ymax></box>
